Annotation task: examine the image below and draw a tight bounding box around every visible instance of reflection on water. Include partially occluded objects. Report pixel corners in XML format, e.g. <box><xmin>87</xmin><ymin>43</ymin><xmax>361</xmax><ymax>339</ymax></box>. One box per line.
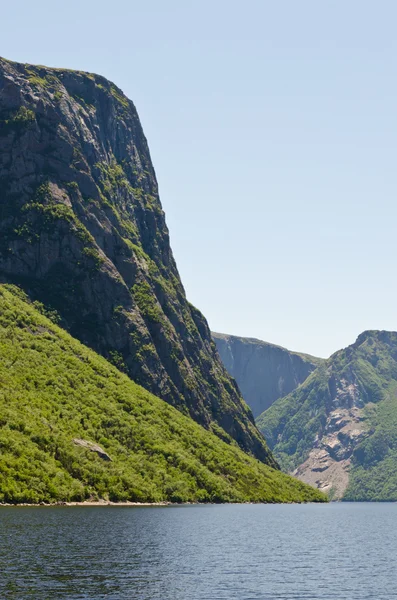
<box><xmin>0</xmin><ymin>503</ymin><xmax>397</xmax><ymax>599</ymax></box>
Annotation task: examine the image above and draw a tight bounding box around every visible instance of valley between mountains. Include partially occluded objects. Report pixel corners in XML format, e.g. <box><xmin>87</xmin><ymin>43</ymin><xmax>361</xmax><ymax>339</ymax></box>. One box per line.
<box><xmin>3</xmin><ymin>56</ymin><xmax>393</xmax><ymax>505</ymax></box>
<box><xmin>214</xmin><ymin>331</ymin><xmax>397</xmax><ymax>501</ymax></box>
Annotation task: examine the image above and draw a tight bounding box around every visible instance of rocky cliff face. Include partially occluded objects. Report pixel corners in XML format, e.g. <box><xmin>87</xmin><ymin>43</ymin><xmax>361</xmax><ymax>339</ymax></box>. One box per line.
<box><xmin>213</xmin><ymin>332</ymin><xmax>320</xmax><ymax>417</ymax></box>
<box><xmin>0</xmin><ymin>57</ymin><xmax>274</xmax><ymax>465</ymax></box>
<box><xmin>257</xmin><ymin>331</ymin><xmax>397</xmax><ymax>500</ymax></box>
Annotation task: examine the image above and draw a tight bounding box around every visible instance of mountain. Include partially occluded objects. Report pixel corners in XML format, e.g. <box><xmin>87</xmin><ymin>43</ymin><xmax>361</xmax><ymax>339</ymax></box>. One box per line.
<box><xmin>213</xmin><ymin>332</ymin><xmax>322</xmax><ymax>417</ymax></box>
<box><xmin>257</xmin><ymin>331</ymin><xmax>397</xmax><ymax>500</ymax></box>
<box><xmin>0</xmin><ymin>57</ymin><xmax>272</xmax><ymax>463</ymax></box>
<box><xmin>0</xmin><ymin>284</ymin><xmax>326</xmax><ymax>504</ymax></box>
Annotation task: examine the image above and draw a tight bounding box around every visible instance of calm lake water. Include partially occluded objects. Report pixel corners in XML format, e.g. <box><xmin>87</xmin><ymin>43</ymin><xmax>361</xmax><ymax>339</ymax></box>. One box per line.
<box><xmin>0</xmin><ymin>503</ymin><xmax>396</xmax><ymax>599</ymax></box>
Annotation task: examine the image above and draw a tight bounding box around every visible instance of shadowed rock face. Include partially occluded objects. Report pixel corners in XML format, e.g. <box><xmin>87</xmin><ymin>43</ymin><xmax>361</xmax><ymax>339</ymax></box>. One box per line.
<box><xmin>0</xmin><ymin>57</ymin><xmax>275</xmax><ymax>465</ymax></box>
<box><xmin>212</xmin><ymin>332</ymin><xmax>320</xmax><ymax>417</ymax></box>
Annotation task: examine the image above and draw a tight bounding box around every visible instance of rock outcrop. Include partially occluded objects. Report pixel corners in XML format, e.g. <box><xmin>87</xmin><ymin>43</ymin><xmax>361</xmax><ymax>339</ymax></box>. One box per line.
<box><xmin>73</xmin><ymin>439</ymin><xmax>112</xmax><ymax>461</ymax></box>
<box><xmin>292</xmin><ymin>406</ymin><xmax>366</xmax><ymax>499</ymax></box>
<box><xmin>0</xmin><ymin>57</ymin><xmax>274</xmax><ymax>465</ymax></box>
<box><xmin>213</xmin><ymin>332</ymin><xmax>321</xmax><ymax>417</ymax></box>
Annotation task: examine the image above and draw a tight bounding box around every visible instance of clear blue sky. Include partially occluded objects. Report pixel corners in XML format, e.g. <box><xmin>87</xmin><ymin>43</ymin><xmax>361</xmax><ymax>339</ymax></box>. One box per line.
<box><xmin>3</xmin><ymin>1</ymin><xmax>397</xmax><ymax>357</ymax></box>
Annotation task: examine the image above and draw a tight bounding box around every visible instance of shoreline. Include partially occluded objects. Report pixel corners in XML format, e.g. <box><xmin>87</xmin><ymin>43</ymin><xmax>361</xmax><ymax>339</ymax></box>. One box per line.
<box><xmin>0</xmin><ymin>500</ymin><xmax>175</xmax><ymax>508</ymax></box>
<box><xmin>0</xmin><ymin>499</ymin><xmax>326</xmax><ymax>507</ymax></box>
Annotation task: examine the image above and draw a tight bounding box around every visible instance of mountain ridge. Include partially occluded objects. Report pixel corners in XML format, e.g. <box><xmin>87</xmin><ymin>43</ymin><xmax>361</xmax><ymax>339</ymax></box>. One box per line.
<box><xmin>0</xmin><ymin>57</ymin><xmax>273</xmax><ymax>463</ymax></box>
<box><xmin>257</xmin><ymin>329</ymin><xmax>397</xmax><ymax>500</ymax></box>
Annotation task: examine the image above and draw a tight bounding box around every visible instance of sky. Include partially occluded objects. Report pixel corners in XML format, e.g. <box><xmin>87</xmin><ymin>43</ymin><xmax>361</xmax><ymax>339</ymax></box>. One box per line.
<box><xmin>3</xmin><ymin>0</ymin><xmax>397</xmax><ymax>358</ymax></box>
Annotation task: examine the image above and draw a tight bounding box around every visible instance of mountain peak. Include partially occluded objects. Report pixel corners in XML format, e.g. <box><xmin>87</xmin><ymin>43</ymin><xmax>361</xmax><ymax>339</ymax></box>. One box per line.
<box><xmin>354</xmin><ymin>330</ymin><xmax>397</xmax><ymax>348</ymax></box>
<box><xmin>0</xmin><ymin>59</ymin><xmax>273</xmax><ymax>464</ymax></box>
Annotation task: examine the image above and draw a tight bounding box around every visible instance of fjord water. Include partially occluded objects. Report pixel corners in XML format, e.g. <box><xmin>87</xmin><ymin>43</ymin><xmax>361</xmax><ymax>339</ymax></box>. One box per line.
<box><xmin>1</xmin><ymin>504</ymin><xmax>396</xmax><ymax>599</ymax></box>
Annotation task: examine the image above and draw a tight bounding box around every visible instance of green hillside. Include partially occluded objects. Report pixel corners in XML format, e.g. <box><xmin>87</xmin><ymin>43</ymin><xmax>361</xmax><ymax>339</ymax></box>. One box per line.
<box><xmin>256</xmin><ymin>331</ymin><xmax>397</xmax><ymax>501</ymax></box>
<box><xmin>344</xmin><ymin>379</ymin><xmax>397</xmax><ymax>501</ymax></box>
<box><xmin>0</xmin><ymin>285</ymin><xmax>325</xmax><ymax>504</ymax></box>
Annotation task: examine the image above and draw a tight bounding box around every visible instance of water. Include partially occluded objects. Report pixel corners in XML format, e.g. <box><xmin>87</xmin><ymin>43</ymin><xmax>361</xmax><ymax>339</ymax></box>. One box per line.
<box><xmin>0</xmin><ymin>503</ymin><xmax>396</xmax><ymax>599</ymax></box>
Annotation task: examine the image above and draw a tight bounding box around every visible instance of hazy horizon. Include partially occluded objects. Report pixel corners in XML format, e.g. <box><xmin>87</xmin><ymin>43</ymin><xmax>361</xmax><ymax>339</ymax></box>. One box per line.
<box><xmin>3</xmin><ymin>0</ymin><xmax>397</xmax><ymax>357</ymax></box>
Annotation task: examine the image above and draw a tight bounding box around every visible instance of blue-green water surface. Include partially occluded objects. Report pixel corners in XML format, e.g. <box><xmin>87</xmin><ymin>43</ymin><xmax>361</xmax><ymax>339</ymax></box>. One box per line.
<box><xmin>0</xmin><ymin>503</ymin><xmax>396</xmax><ymax>599</ymax></box>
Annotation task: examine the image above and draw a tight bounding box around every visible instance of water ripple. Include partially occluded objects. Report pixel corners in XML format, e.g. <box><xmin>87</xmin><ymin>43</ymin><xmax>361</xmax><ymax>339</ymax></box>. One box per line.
<box><xmin>0</xmin><ymin>503</ymin><xmax>397</xmax><ymax>599</ymax></box>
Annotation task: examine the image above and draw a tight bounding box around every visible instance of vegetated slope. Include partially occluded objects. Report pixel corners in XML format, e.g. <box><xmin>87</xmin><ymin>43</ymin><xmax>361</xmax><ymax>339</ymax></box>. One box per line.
<box><xmin>0</xmin><ymin>58</ymin><xmax>271</xmax><ymax>463</ymax></box>
<box><xmin>0</xmin><ymin>286</ymin><xmax>326</xmax><ymax>504</ymax></box>
<box><xmin>213</xmin><ymin>332</ymin><xmax>322</xmax><ymax>417</ymax></box>
<box><xmin>257</xmin><ymin>331</ymin><xmax>397</xmax><ymax>501</ymax></box>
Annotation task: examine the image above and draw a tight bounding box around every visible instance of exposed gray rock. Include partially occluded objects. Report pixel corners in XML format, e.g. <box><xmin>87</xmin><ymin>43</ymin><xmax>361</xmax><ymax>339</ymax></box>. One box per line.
<box><xmin>292</xmin><ymin>407</ymin><xmax>367</xmax><ymax>499</ymax></box>
<box><xmin>213</xmin><ymin>332</ymin><xmax>321</xmax><ymax>417</ymax></box>
<box><xmin>73</xmin><ymin>438</ymin><xmax>112</xmax><ymax>461</ymax></box>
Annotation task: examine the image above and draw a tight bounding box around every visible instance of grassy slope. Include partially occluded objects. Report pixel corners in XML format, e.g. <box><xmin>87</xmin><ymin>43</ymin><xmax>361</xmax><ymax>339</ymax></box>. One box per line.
<box><xmin>0</xmin><ymin>285</ymin><xmax>325</xmax><ymax>504</ymax></box>
<box><xmin>257</xmin><ymin>331</ymin><xmax>397</xmax><ymax>501</ymax></box>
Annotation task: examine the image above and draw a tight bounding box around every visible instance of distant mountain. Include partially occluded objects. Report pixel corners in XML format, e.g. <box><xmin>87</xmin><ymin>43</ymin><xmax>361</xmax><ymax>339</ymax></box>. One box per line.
<box><xmin>257</xmin><ymin>331</ymin><xmax>397</xmax><ymax>501</ymax></box>
<box><xmin>213</xmin><ymin>332</ymin><xmax>322</xmax><ymax>417</ymax></box>
<box><xmin>0</xmin><ymin>284</ymin><xmax>326</xmax><ymax>504</ymax></box>
<box><xmin>0</xmin><ymin>57</ymin><xmax>273</xmax><ymax>463</ymax></box>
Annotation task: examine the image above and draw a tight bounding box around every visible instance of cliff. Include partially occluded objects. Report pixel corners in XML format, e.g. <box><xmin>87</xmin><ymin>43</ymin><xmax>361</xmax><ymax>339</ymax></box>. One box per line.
<box><xmin>257</xmin><ymin>331</ymin><xmax>397</xmax><ymax>500</ymax></box>
<box><xmin>0</xmin><ymin>57</ymin><xmax>273</xmax><ymax>464</ymax></box>
<box><xmin>213</xmin><ymin>332</ymin><xmax>321</xmax><ymax>417</ymax></box>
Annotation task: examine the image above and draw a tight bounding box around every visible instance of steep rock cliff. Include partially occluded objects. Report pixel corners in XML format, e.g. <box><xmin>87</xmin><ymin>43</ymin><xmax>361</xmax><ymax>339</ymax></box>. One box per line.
<box><xmin>213</xmin><ymin>332</ymin><xmax>321</xmax><ymax>417</ymax></box>
<box><xmin>0</xmin><ymin>58</ymin><xmax>274</xmax><ymax>464</ymax></box>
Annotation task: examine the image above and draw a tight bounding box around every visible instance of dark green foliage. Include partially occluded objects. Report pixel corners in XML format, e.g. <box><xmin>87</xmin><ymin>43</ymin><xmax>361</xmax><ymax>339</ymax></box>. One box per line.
<box><xmin>108</xmin><ymin>350</ymin><xmax>128</xmax><ymax>373</ymax></box>
<box><xmin>9</xmin><ymin>106</ymin><xmax>35</xmax><ymax>123</ymax></box>
<box><xmin>345</xmin><ymin>381</ymin><xmax>397</xmax><ymax>500</ymax></box>
<box><xmin>110</xmin><ymin>86</ymin><xmax>130</xmax><ymax>109</ymax></box>
<box><xmin>95</xmin><ymin>159</ymin><xmax>132</xmax><ymax>198</ymax></box>
<box><xmin>0</xmin><ymin>285</ymin><xmax>326</xmax><ymax>504</ymax></box>
<box><xmin>82</xmin><ymin>247</ymin><xmax>105</xmax><ymax>269</ymax></box>
<box><xmin>0</xmin><ymin>106</ymin><xmax>36</xmax><ymax>134</ymax></box>
<box><xmin>32</xmin><ymin>300</ymin><xmax>61</xmax><ymax>325</ymax></box>
<box><xmin>26</xmin><ymin>72</ymin><xmax>49</xmax><ymax>88</ymax></box>
<box><xmin>132</xmin><ymin>280</ymin><xmax>165</xmax><ymax>325</ymax></box>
